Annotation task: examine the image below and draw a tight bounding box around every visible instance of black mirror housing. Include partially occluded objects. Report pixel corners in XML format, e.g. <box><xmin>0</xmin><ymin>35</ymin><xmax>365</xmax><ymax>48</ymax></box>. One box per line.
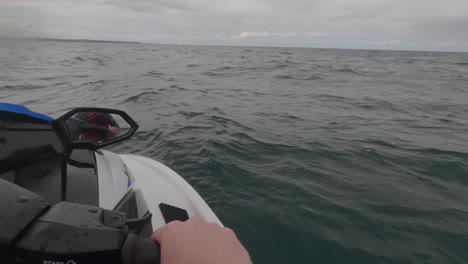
<box><xmin>54</xmin><ymin>108</ymin><xmax>139</xmax><ymax>150</ymax></box>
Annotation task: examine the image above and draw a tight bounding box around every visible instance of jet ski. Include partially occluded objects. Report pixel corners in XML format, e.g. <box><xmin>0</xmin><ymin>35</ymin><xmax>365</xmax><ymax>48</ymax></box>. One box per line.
<box><xmin>0</xmin><ymin>103</ymin><xmax>221</xmax><ymax>264</ymax></box>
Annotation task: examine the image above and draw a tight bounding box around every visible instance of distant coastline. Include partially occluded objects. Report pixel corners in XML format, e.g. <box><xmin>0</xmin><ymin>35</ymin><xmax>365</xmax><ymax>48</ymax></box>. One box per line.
<box><xmin>0</xmin><ymin>36</ymin><xmax>141</xmax><ymax>44</ymax></box>
<box><xmin>0</xmin><ymin>36</ymin><xmax>464</xmax><ymax>53</ymax></box>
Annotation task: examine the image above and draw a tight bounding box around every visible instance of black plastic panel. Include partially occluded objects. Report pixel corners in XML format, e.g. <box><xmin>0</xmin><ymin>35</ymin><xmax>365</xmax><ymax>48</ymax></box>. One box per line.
<box><xmin>0</xmin><ymin>121</ymin><xmax>64</xmax><ymax>173</ymax></box>
<box><xmin>17</xmin><ymin>202</ymin><xmax>127</xmax><ymax>264</ymax></box>
<box><xmin>68</xmin><ymin>149</ymin><xmax>96</xmax><ymax>165</ymax></box>
<box><xmin>66</xmin><ymin>150</ymin><xmax>98</xmax><ymax>206</ymax></box>
<box><xmin>121</xmin><ymin>233</ymin><xmax>161</xmax><ymax>264</ymax></box>
<box><xmin>0</xmin><ymin>170</ymin><xmax>14</xmax><ymax>182</ymax></box>
<box><xmin>159</xmin><ymin>203</ymin><xmax>189</xmax><ymax>223</ymax></box>
<box><xmin>0</xmin><ymin>179</ymin><xmax>49</xmax><ymax>263</ymax></box>
<box><xmin>0</xmin><ymin>112</ymin><xmax>52</xmax><ymax>124</ymax></box>
<box><xmin>115</xmin><ymin>191</ymin><xmax>153</xmax><ymax>236</ymax></box>
<box><xmin>115</xmin><ymin>191</ymin><xmax>140</xmax><ymax>219</ymax></box>
<box><xmin>15</xmin><ymin>156</ymin><xmax>63</xmax><ymax>205</ymax></box>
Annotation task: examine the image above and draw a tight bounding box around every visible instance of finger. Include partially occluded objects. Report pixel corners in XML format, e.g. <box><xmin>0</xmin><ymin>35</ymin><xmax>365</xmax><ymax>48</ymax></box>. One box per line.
<box><xmin>151</xmin><ymin>220</ymin><xmax>183</xmax><ymax>242</ymax></box>
<box><xmin>223</xmin><ymin>227</ymin><xmax>237</xmax><ymax>238</ymax></box>
<box><xmin>151</xmin><ymin>226</ymin><xmax>165</xmax><ymax>242</ymax></box>
<box><xmin>188</xmin><ymin>216</ymin><xmax>204</xmax><ymax>224</ymax></box>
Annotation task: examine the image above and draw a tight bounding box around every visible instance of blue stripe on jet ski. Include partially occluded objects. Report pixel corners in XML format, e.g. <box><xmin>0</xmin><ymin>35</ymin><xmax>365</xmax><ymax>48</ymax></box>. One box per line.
<box><xmin>0</xmin><ymin>103</ymin><xmax>54</xmax><ymax>122</ymax></box>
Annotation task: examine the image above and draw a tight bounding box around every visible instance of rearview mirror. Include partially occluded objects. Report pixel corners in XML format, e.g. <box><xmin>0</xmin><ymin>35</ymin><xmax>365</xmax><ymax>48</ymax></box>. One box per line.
<box><xmin>55</xmin><ymin>108</ymin><xmax>139</xmax><ymax>150</ymax></box>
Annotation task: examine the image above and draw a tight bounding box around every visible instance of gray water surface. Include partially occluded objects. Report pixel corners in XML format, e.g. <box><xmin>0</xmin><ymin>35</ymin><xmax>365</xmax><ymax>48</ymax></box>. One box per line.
<box><xmin>1</xmin><ymin>40</ymin><xmax>468</xmax><ymax>264</ymax></box>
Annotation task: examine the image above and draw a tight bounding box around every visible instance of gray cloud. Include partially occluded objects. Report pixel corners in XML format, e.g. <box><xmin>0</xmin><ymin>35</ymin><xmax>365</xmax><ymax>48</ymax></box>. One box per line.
<box><xmin>0</xmin><ymin>18</ymin><xmax>33</xmax><ymax>36</ymax></box>
<box><xmin>106</xmin><ymin>0</ymin><xmax>200</xmax><ymax>13</ymax></box>
<box><xmin>0</xmin><ymin>0</ymin><xmax>467</xmax><ymax>51</ymax></box>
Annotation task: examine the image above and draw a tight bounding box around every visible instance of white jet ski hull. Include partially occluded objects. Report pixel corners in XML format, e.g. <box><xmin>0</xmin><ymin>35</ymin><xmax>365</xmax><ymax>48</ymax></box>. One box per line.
<box><xmin>95</xmin><ymin>150</ymin><xmax>222</xmax><ymax>229</ymax></box>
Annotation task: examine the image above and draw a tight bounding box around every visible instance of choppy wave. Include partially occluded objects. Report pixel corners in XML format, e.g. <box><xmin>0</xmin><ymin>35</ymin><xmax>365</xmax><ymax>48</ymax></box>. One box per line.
<box><xmin>143</xmin><ymin>71</ymin><xmax>163</xmax><ymax>77</ymax></box>
<box><xmin>0</xmin><ymin>84</ymin><xmax>46</xmax><ymax>90</ymax></box>
<box><xmin>202</xmin><ymin>71</ymin><xmax>232</xmax><ymax>77</ymax></box>
<box><xmin>120</xmin><ymin>91</ymin><xmax>160</xmax><ymax>104</ymax></box>
<box><xmin>336</xmin><ymin>67</ymin><xmax>367</xmax><ymax>76</ymax></box>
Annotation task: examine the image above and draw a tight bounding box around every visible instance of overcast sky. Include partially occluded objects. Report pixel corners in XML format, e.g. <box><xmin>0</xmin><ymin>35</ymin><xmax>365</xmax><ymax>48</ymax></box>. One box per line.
<box><xmin>0</xmin><ymin>0</ymin><xmax>467</xmax><ymax>51</ymax></box>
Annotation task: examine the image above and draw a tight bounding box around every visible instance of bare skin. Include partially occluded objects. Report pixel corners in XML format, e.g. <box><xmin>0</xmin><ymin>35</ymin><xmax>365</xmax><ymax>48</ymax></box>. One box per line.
<box><xmin>108</xmin><ymin>126</ymin><xmax>120</xmax><ymax>137</ymax></box>
<box><xmin>151</xmin><ymin>217</ymin><xmax>251</xmax><ymax>264</ymax></box>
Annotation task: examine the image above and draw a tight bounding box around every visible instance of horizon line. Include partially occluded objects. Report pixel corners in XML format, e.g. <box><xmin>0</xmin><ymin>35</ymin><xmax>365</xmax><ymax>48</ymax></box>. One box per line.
<box><xmin>1</xmin><ymin>35</ymin><xmax>466</xmax><ymax>54</ymax></box>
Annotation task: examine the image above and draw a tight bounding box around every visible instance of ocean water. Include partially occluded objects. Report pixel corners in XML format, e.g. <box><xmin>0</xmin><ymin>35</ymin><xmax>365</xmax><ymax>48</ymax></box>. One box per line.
<box><xmin>1</xmin><ymin>40</ymin><xmax>468</xmax><ymax>264</ymax></box>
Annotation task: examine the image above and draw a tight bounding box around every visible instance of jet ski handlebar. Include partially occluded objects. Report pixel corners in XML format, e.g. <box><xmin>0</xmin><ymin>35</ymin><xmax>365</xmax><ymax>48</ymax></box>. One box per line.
<box><xmin>0</xmin><ymin>178</ymin><xmax>160</xmax><ymax>264</ymax></box>
<box><xmin>121</xmin><ymin>233</ymin><xmax>161</xmax><ymax>264</ymax></box>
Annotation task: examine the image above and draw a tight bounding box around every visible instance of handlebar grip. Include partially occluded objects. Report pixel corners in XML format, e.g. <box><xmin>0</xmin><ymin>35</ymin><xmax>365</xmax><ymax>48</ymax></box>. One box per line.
<box><xmin>121</xmin><ymin>233</ymin><xmax>161</xmax><ymax>264</ymax></box>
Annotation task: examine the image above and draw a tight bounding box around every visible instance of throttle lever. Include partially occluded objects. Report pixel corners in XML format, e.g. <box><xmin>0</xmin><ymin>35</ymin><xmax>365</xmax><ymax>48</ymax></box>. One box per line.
<box><xmin>121</xmin><ymin>233</ymin><xmax>161</xmax><ymax>264</ymax></box>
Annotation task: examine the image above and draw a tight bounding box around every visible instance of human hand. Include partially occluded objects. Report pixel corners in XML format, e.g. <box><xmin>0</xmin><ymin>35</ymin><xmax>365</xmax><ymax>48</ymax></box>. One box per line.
<box><xmin>151</xmin><ymin>217</ymin><xmax>251</xmax><ymax>264</ymax></box>
<box><xmin>107</xmin><ymin>126</ymin><xmax>120</xmax><ymax>137</ymax></box>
